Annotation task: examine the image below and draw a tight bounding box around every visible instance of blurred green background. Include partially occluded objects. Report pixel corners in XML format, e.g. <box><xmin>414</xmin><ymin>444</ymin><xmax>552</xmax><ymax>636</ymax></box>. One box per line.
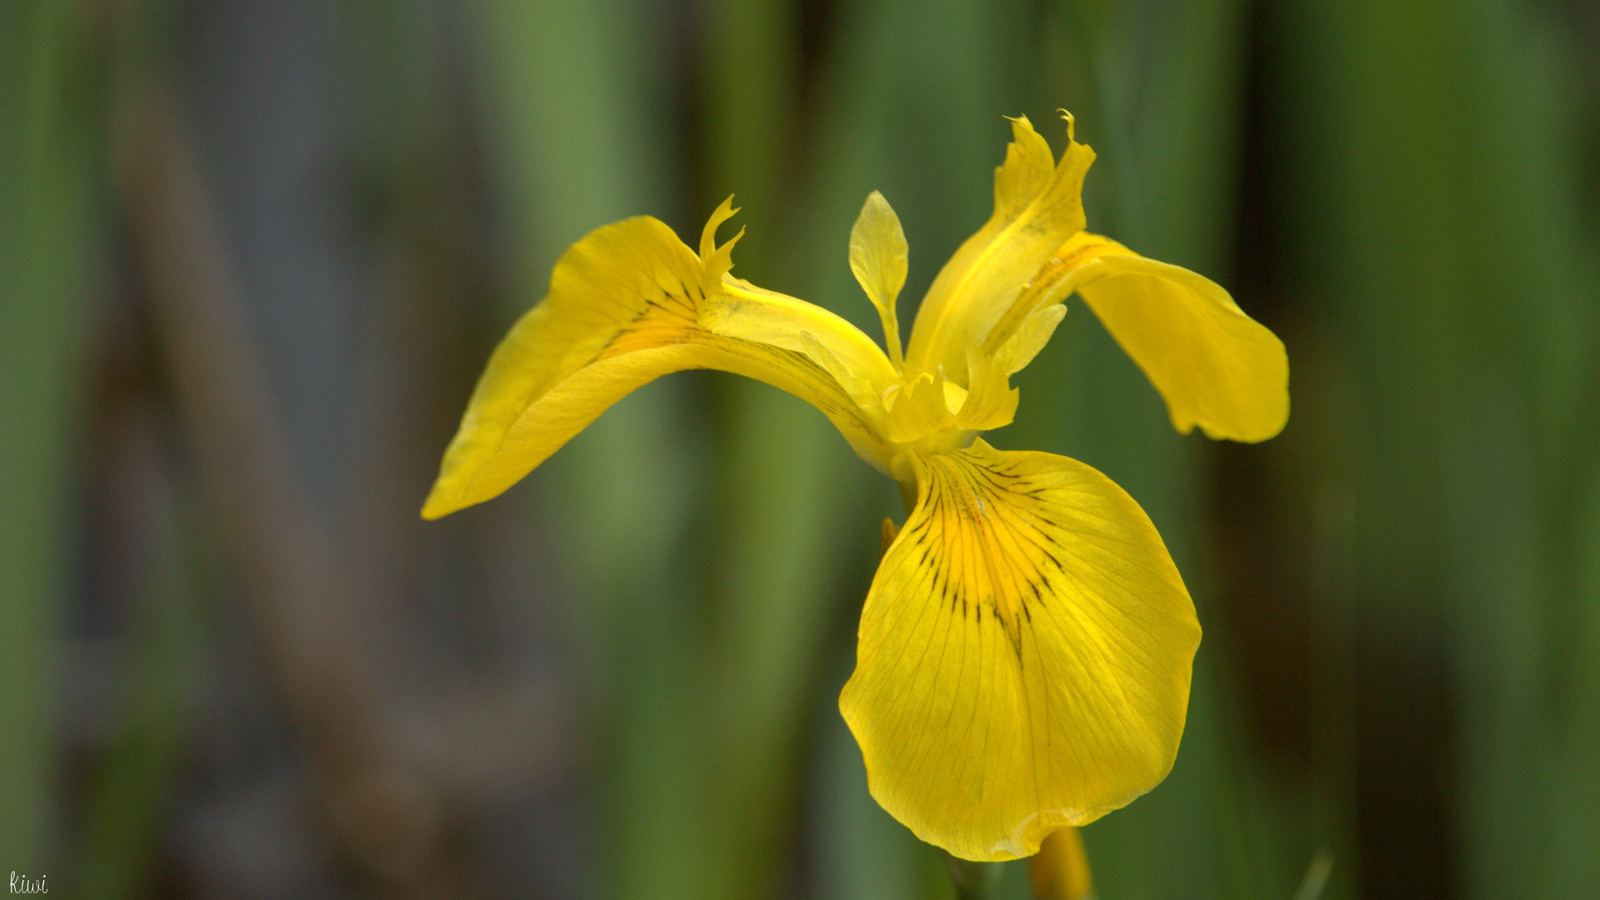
<box><xmin>3</xmin><ymin>0</ymin><xmax>1597</xmax><ymax>897</ymax></box>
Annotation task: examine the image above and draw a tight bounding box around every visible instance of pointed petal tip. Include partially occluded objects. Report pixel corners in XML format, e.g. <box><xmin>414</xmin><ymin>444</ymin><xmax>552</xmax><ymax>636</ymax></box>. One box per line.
<box><xmin>419</xmin><ymin>486</ymin><xmax>457</xmax><ymax>520</ymax></box>
<box><xmin>1005</xmin><ymin>113</ymin><xmax>1040</xmax><ymax>143</ymax></box>
<box><xmin>856</xmin><ymin>190</ymin><xmax>899</xmax><ymax>229</ymax></box>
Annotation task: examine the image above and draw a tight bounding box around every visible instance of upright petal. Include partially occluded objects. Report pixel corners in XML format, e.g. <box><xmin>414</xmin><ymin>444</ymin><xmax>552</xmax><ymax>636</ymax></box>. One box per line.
<box><xmin>848</xmin><ymin>190</ymin><xmax>909</xmax><ymax>366</ymax></box>
<box><xmin>839</xmin><ymin>440</ymin><xmax>1199</xmax><ymax>861</ymax></box>
<box><xmin>423</xmin><ymin>205</ymin><xmax>897</xmax><ymax>518</ymax></box>
<box><xmin>904</xmin><ymin>115</ymin><xmax>1094</xmax><ymax>383</ymax></box>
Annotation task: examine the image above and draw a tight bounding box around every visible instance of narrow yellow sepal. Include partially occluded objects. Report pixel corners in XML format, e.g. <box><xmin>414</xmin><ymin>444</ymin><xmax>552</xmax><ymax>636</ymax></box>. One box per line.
<box><xmin>849</xmin><ymin>190</ymin><xmax>909</xmax><ymax>366</ymax></box>
<box><xmin>839</xmin><ymin>439</ymin><xmax>1199</xmax><ymax>861</ymax></box>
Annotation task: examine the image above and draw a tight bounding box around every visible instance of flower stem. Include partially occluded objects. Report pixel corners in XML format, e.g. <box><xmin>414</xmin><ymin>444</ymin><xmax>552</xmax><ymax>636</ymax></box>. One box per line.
<box><xmin>944</xmin><ymin>854</ymin><xmax>1002</xmax><ymax>899</ymax></box>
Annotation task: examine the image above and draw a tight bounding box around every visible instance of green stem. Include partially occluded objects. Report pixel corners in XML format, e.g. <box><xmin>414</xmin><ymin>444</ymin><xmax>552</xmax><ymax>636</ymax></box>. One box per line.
<box><xmin>945</xmin><ymin>854</ymin><xmax>1003</xmax><ymax>899</ymax></box>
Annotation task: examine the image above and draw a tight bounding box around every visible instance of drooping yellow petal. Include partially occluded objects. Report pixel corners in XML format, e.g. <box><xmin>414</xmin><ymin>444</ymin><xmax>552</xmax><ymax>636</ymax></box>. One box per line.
<box><xmin>839</xmin><ymin>439</ymin><xmax>1199</xmax><ymax>862</ymax></box>
<box><xmin>904</xmin><ymin>115</ymin><xmax>1094</xmax><ymax>383</ymax></box>
<box><xmin>1068</xmin><ymin>238</ymin><xmax>1288</xmax><ymax>442</ymax></box>
<box><xmin>848</xmin><ymin>190</ymin><xmax>909</xmax><ymax>366</ymax></box>
<box><xmin>965</xmin><ymin>228</ymin><xmax>1288</xmax><ymax>443</ymax></box>
<box><xmin>422</xmin><ymin>203</ymin><xmax>897</xmax><ymax>518</ymax></box>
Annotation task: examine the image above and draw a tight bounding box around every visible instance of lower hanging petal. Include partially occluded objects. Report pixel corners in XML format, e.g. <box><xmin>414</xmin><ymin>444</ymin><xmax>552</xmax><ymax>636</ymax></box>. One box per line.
<box><xmin>422</xmin><ymin>204</ymin><xmax>897</xmax><ymax>518</ymax></box>
<box><xmin>839</xmin><ymin>439</ymin><xmax>1199</xmax><ymax>861</ymax></box>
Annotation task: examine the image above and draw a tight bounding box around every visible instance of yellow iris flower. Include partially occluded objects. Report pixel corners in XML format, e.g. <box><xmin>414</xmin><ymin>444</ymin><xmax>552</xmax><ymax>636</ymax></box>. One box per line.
<box><xmin>422</xmin><ymin>114</ymin><xmax>1288</xmax><ymax>862</ymax></box>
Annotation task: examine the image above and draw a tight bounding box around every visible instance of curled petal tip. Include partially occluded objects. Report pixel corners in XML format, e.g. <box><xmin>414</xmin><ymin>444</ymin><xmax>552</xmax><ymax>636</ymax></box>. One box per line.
<box><xmin>1057</xmin><ymin>108</ymin><xmax>1076</xmax><ymax>140</ymax></box>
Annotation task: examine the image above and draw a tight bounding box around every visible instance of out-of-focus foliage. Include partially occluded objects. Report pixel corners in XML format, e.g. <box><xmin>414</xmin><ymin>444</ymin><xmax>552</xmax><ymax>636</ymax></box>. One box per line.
<box><xmin>1</xmin><ymin>0</ymin><xmax>1595</xmax><ymax>898</ymax></box>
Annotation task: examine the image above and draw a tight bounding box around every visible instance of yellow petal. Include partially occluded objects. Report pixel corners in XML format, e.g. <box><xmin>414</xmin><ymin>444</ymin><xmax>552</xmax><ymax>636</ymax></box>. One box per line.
<box><xmin>948</xmin><ymin>303</ymin><xmax>1062</xmax><ymax>435</ymax></box>
<box><xmin>882</xmin><ymin>370</ymin><xmax>955</xmax><ymax>444</ymax></box>
<box><xmin>422</xmin><ymin>206</ymin><xmax>896</xmax><ymax>518</ymax></box>
<box><xmin>954</xmin><ymin>348</ymin><xmax>1020</xmax><ymax>433</ymax></box>
<box><xmin>848</xmin><ymin>190</ymin><xmax>909</xmax><ymax>366</ymax></box>
<box><xmin>1069</xmin><ymin>239</ymin><xmax>1289</xmax><ymax>442</ymax></box>
<box><xmin>999</xmin><ymin>302</ymin><xmax>1067</xmax><ymax>377</ymax></box>
<box><xmin>839</xmin><ymin>439</ymin><xmax>1199</xmax><ymax>861</ymax></box>
<box><xmin>702</xmin><ymin>274</ymin><xmax>901</xmax><ymax>412</ymax></box>
<box><xmin>905</xmin><ymin>115</ymin><xmax>1094</xmax><ymax>383</ymax></box>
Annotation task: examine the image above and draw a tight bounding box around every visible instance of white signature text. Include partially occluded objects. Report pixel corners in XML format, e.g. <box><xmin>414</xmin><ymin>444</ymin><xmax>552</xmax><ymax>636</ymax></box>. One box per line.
<box><xmin>9</xmin><ymin>872</ymin><xmax>47</xmax><ymax>894</ymax></box>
